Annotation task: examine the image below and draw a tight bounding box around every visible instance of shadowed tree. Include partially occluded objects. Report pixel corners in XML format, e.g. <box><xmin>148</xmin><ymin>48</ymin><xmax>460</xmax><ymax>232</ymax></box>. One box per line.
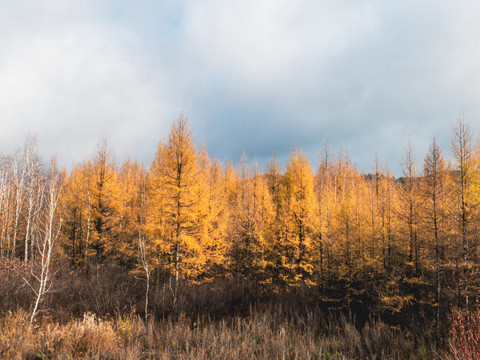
<box><xmin>451</xmin><ymin>115</ymin><xmax>478</xmax><ymax>310</ymax></box>
<box><xmin>90</xmin><ymin>138</ymin><xmax>120</xmax><ymax>264</ymax></box>
<box><xmin>423</xmin><ymin>137</ymin><xmax>448</xmax><ymax>333</ymax></box>
<box><xmin>400</xmin><ymin>136</ymin><xmax>420</xmax><ymax>272</ymax></box>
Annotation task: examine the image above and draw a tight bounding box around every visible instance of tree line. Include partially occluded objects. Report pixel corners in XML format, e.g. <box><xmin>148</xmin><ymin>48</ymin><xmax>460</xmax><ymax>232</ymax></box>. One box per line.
<box><xmin>1</xmin><ymin>113</ymin><xmax>480</xmax><ymax>331</ymax></box>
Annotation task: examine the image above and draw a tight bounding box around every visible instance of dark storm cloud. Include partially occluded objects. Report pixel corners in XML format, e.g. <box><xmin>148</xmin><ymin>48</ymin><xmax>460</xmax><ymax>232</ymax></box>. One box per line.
<box><xmin>0</xmin><ymin>0</ymin><xmax>479</xmax><ymax>175</ymax></box>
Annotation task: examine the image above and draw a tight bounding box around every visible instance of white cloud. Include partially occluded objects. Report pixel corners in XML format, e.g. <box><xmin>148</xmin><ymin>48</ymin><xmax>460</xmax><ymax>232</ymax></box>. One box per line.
<box><xmin>1</xmin><ymin>0</ymin><xmax>480</xmax><ymax>175</ymax></box>
<box><xmin>0</xmin><ymin>0</ymin><xmax>167</xmax><ymax>166</ymax></box>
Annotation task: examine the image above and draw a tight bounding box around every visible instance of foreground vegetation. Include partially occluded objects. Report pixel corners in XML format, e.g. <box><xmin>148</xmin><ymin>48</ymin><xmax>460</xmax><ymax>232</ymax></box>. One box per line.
<box><xmin>0</xmin><ymin>260</ymin><xmax>470</xmax><ymax>359</ymax></box>
<box><xmin>1</xmin><ymin>308</ymin><xmax>446</xmax><ymax>359</ymax></box>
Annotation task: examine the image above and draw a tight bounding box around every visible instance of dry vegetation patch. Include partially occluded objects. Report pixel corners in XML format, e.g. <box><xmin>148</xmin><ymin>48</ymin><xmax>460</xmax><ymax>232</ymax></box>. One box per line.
<box><xmin>0</xmin><ymin>308</ymin><xmax>449</xmax><ymax>359</ymax></box>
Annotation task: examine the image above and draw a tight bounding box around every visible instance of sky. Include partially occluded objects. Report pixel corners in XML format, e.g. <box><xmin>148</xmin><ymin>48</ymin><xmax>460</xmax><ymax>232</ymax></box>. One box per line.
<box><xmin>1</xmin><ymin>0</ymin><xmax>480</xmax><ymax>176</ymax></box>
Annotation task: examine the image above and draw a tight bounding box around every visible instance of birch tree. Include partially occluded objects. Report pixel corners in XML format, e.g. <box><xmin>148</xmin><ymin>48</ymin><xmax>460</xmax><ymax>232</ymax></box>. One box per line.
<box><xmin>23</xmin><ymin>135</ymin><xmax>41</xmax><ymax>263</ymax></box>
<box><xmin>137</xmin><ymin>167</ymin><xmax>151</xmax><ymax>320</ymax></box>
<box><xmin>11</xmin><ymin>152</ymin><xmax>26</xmax><ymax>259</ymax></box>
<box><xmin>27</xmin><ymin>158</ymin><xmax>64</xmax><ymax>322</ymax></box>
<box><xmin>0</xmin><ymin>157</ymin><xmax>12</xmax><ymax>258</ymax></box>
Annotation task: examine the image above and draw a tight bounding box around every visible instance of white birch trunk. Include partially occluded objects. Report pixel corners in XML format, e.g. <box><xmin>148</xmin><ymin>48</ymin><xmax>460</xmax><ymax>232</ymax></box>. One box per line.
<box><xmin>27</xmin><ymin>159</ymin><xmax>63</xmax><ymax>323</ymax></box>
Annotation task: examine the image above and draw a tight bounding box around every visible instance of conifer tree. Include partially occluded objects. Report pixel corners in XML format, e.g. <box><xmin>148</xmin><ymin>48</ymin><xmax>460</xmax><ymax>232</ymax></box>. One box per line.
<box><xmin>91</xmin><ymin>139</ymin><xmax>121</xmax><ymax>263</ymax></box>
<box><xmin>116</xmin><ymin>160</ymin><xmax>145</xmax><ymax>266</ymax></box>
<box><xmin>277</xmin><ymin>149</ymin><xmax>318</xmax><ymax>283</ymax></box>
<box><xmin>423</xmin><ymin>137</ymin><xmax>448</xmax><ymax>333</ymax></box>
<box><xmin>452</xmin><ymin>115</ymin><xmax>478</xmax><ymax>309</ymax></box>
<box><xmin>400</xmin><ymin>136</ymin><xmax>420</xmax><ymax>272</ymax></box>
<box><xmin>147</xmin><ymin>114</ymin><xmax>202</xmax><ymax>281</ymax></box>
<box><xmin>193</xmin><ymin>149</ymin><xmax>228</xmax><ymax>278</ymax></box>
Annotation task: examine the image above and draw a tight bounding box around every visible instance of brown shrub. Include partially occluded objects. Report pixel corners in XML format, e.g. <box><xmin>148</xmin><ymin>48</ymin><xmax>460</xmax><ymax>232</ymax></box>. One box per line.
<box><xmin>450</xmin><ymin>307</ymin><xmax>480</xmax><ymax>360</ymax></box>
<box><xmin>0</xmin><ymin>258</ymin><xmax>34</xmax><ymax>313</ymax></box>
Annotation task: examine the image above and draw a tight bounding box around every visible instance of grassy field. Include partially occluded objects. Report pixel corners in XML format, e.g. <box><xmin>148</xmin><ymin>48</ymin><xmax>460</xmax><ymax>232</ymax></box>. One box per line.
<box><xmin>1</xmin><ymin>307</ymin><xmax>449</xmax><ymax>359</ymax></box>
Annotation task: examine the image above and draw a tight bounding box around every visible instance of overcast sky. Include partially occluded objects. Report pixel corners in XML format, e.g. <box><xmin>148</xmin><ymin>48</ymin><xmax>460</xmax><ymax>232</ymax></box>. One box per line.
<box><xmin>1</xmin><ymin>0</ymin><xmax>480</xmax><ymax>176</ymax></box>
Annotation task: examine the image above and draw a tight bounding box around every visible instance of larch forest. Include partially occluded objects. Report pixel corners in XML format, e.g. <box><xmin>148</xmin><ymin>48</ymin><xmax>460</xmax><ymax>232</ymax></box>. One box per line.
<box><xmin>1</xmin><ymin>113</ymin><xmax>480</xmax><ymax>359</ymax></box>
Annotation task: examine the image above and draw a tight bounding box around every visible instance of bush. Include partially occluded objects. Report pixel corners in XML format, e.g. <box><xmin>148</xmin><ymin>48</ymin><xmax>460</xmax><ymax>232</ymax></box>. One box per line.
<box><xmin>0</xmin><ymin>258</ymin><xmax>33</xmax><ymax>313</ymax></box>
<box><xmin>450</xmin><ymin>307</ymin><xmax>480</xmax><ymax>360</ymax></box>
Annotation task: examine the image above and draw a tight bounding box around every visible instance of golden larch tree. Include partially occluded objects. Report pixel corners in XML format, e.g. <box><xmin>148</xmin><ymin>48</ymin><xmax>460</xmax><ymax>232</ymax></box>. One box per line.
<box><xmin>147</xmin><ymin>114</ymin><xmax>203</xmax><ymax>281</ymax></box>
<box><xmin>277</xmin><ymin>149</ymin><xmax>318</xmax><ymax>284</ymax></box>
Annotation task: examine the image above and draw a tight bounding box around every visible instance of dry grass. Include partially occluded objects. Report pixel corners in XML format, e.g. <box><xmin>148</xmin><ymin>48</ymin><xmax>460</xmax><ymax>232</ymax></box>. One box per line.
<box><xmin>0</xmin><ymin>308</ymin><xmax>448</xmax><ymax>359</ymax></box>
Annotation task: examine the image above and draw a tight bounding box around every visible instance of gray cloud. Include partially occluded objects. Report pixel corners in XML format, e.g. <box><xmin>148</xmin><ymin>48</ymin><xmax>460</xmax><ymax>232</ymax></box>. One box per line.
<box><xmin>0</xmin><ymin>0</ymin><xmax>479</xmax><ymax>175</ymax></box>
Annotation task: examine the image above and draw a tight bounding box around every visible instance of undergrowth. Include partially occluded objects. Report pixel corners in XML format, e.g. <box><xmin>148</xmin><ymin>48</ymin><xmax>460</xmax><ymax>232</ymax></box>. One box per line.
<box><xmin>0</xmin><ymin>307</ymin><xmax>448</xmax><ymax>359</ymax></box>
